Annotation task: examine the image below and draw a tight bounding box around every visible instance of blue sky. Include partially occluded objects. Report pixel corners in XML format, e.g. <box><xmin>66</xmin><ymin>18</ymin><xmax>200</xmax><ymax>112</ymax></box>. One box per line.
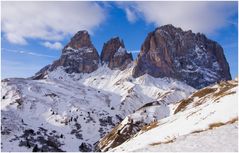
<box><xmin>1</xmin><ymin>1</ymin><xmax>238</xmax><ymax>79</ymax></box>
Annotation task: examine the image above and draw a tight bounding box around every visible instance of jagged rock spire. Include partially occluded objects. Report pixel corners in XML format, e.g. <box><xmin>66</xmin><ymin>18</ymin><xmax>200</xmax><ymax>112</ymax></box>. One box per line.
<box><xmin>101</xmin><ymin>37</ymin><xmax>133</xmax><ymax>70</ymax></box>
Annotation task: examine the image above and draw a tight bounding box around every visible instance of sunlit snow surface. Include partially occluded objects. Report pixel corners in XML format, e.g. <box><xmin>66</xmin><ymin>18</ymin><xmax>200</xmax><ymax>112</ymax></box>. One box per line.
<box><xmin>1</xmin><ymin>65</ymin><xmax>194</xmax><ymax>151</ymax></box>
<box><xmin>110</xmin><ymin>80</ymin><xmax>238</xmax><ymax>152</ymax></box>
<box><xmin>135</xmin><ymin>122</ymin><xmax>238</xmax><ymax>152</ymax></box>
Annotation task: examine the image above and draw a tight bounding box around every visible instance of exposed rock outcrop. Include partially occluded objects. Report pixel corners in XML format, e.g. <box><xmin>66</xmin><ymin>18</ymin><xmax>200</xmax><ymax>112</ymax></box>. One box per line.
<box><xmin>132</xmin><ymin>24</ymin><xmax>231</xmax><ymax>89</ymax></box>
<box><xmin>100</xmin><ymin>37</ymin><xmax>133</xmax><ymax>70</ymax></box>
<box><xmin>33</xmin><ymin>31</ymin><xmax>99</xmax><ymax>79</ymax></box>
<box><xmin>97</xmin><ymin>101</ymin><xmax>168</xmax><ymax>152</ymax></box>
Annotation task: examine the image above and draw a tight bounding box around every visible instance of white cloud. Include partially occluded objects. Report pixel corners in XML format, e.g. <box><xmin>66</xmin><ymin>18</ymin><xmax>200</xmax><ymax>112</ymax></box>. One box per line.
<box><xmin>42</xmin><ymin>41</ymin><xmax>63</xmax><ymax>50</ymax></box>
<box><xmin>125</xmin><ymin>8</ymin><xmax>137</xmax><ymax>23</ymax></box>
<box><xmin>2</xmin><ymin>1</ymin><xmax>106</xmax><ymax>45</ymax></box>
<box><xmin>2</xmin><ymin>48</ymin><xmax>55</xmax><ymax>58</ymax></box>
<box><xmin>5</xmin><ymin>33</ymin><xmax>27</xmax><ymax>45</ymax></box>
<box><xmin>119</xmin><ymin>1</ymin><xmax>237</xmax><ymax>34</ymax></box>
<box><xmin>115</xmin><ymin>2</ymin><xmax>138</xmax><ymax>23</ymax></box>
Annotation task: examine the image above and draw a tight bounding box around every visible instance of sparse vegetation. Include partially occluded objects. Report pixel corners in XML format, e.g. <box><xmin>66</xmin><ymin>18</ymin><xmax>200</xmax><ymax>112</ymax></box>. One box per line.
<box><xmin>190</xmin><ymin>117</ymin><xmax>238</xmax><ymax>135</ymax></box>
<box><xmin>192</xmin><ymin>88</ymin><xmax>217</xmax><ymax>98</ymax></box>
<box><xmin>150</xmin><ymin>139</ymin><xmax>175</xmax><ymax>146</ymax></box>
<box><xmin>209</xmin><ymin>117</ymin><xmax>238</xmax><ymax>129</ymax></box>
<box><xmin>213</xmin><ymin>82</ymin><xmax>237</xmax><ymax>100</ymax></box>
<box><xmin>190</xmin><ymin>129</ymin><xmax>205</xmax><ymax>134</ymax></box>
<box><xmin>174</xmin><ymin>80</ymin><xmax>238</xmax><ymax>115</ymax></box>
<box><xmin>174</xmin><ymin>98</ymin><xmax>193</xmax><ymax>114</ymax></box>
<box><xmin>141</xmin><ymin>121</ymin><xmax>158</xmax><ymax>132</ymax></box>
<box><xmin>208</xmin><ymin>122</ymin><xmax>225</xmax><ymax>129</ymax></box>
<box><xmin>16</xmin><ymin>127</ymin><xmax>64</xmax><ymax>152</ymax></box>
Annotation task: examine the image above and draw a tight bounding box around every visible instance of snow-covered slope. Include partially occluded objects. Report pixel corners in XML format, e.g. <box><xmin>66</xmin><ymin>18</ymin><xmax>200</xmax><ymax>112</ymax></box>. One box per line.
<box><xmin>100</xmin><ymin>80</ymin><xmax>238</xmax><ymax>152</ymax></box>
<box><xmin>80</xmin><ymin>64</ymin><xmax>194</xmax><ymax>116</ymax></box>
<box><xmin>135</xmin><ymin>121</ymin><xmax>238</xmax><ymax>152</ymax></box>
<box><xmin>1</xmin><ymin>65</ymin><xmax>194</xmax><ymax>152</ymax></box>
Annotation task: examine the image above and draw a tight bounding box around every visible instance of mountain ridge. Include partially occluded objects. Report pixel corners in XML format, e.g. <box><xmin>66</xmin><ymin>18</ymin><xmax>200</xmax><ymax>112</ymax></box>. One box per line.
<box><xmin>33</xmin><ymin>24</ymin><xmax>231</xmax><ymax>89</ymax></box>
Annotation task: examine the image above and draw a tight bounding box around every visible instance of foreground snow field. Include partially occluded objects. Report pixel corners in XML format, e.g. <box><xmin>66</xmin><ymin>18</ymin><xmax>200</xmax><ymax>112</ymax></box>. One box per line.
<box><xmin>99</xmin><ymin>80</ymin><xmax>238</xmax><ymax>152</ymax></box>
<box><xmin>134</xmin><ymin>121</ymin><xmax>238</xmax><ymax>152</ymax></box>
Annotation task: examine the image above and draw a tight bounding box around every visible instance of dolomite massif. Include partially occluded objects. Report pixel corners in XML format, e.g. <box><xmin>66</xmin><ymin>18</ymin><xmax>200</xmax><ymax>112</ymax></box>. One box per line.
<box><xmin>1</xmin><ymin>24</ymin><xmax>236</xmax><ymax>152</ymax></box>
<box><xmin>34</xmin><ymin>24</ymin><xmax>231</xmax><ymax>89</ymax></box>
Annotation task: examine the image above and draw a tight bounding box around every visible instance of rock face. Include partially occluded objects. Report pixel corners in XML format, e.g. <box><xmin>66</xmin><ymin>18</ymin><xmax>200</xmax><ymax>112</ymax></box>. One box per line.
<box><xmin>132</xmin><ymin>24</ymin><xmax>231</xmax><ymax>89</ymax></box>
<box><xmin>100</xmin><ymin>37</ymin><xmax>133</xmax><ymax>70</ymax></box>
<box><xmin>33</xmin><ymin>31</ymin><xmax>99</xmax><ymax>79</ymax></box>
<box><xmin>57</xmin><ymin>31</ymin><xmax>99</xmax><ymax>73</ymax></box>
<box><xmin>33</xmin><ymin>25</ymin><xmax>231</xmax><ymax>88</ymax></box>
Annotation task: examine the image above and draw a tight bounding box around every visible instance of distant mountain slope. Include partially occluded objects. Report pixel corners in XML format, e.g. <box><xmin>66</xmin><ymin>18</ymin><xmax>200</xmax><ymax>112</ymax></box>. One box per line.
<box><xmin>98</xmin><ymin>80</ymin><xmax>238</xmax><ymax>152</ymax></box>
<box><xmin>1</xmin><ymin>65</ymin><xmax>194</xmax><ymax>152</ymax></box>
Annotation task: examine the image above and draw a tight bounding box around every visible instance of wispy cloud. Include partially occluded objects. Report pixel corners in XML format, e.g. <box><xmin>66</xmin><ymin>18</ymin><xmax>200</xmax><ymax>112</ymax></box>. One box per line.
<box><xmin>2</xmin><ymin>1</ymin><xmax>106</xmax><ymax>45</ymax></box>
<box><xmin>2</xmin><ymin>48</ymin><xmax>56</xmax><ymax>58</ymax></box>
<box><xmin>42</xmin><ymin>41</ymin><xmax>63</xmax><ymax>50</ymax></box>
<box><xmin>115</xmin><ymin>2</ymin><xmax>139</xmax><ymax>23</ymax></box>
<box><xmin>118</xmin><ymin>1</ymin><xmax>237</xmax><ymax>34</ymax></box>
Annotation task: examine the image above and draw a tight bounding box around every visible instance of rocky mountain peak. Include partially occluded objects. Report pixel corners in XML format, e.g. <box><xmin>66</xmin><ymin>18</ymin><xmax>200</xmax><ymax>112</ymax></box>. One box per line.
<box><xmin>101</xmin><ymin>37</ymin><xmax>133</xmax><ymax>70</ymax></box>
<box><xmin>133</xmin><ymin>24</ymin><xmax>231</xmax><ymax>89</ymax></box>
<box><xmin>156</xmin><ymin>24</ymin><xmax>182</xmax><ymax>32</ymax></box>
<box><xmin>100</xmin><ymin>37</ymin><xmax>125</xmax><ymax>63</ymax></box>
<box><xmin>64</xmin><ymin>30</ymin><xmax>93</xmax><ymax>50</ymax></box>
<box><xmin>33</xmin><ymin>30</ymin><xmax>99</xmax><ymax>79</ymax></box>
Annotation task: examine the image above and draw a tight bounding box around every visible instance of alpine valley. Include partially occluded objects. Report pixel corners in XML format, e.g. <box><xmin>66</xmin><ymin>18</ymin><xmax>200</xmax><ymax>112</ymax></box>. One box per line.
<box><xmin>1</xmin><ymin>24</ymin><xmax>237</xmax><ymax>152</ymax></box>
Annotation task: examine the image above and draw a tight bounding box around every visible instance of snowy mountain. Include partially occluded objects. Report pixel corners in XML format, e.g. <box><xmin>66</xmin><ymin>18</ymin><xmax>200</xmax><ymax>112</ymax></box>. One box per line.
<box><xmin>98</xmin><ymin>80</ymin><xmax>238</xmax><ymax>152</ymax></box>
<box><xmin>1</xmin><ymin>24</ymin><xmax>236</xmax><ymax>152</ymax></box>
<box><xmin>1</xmin><ymin>65</ymin><xmax>194</xmax><ymax>152</ymax></box>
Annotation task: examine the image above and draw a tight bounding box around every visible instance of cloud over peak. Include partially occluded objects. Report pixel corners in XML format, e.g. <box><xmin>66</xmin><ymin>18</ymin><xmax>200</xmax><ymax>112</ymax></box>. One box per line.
<box><xmin>2</xmin><ymin>1</ymin><xmax>106</xmax><ymax>45</ymax></box>
<box><xmin>2</xmin><ymin>1</ymin><xmax>237</xmax><ymax>46</ymax></box>
<box><xmin>119</xmin><ymin>1</ymin><xmax>237</xmax><ymax>34</ymax></box>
